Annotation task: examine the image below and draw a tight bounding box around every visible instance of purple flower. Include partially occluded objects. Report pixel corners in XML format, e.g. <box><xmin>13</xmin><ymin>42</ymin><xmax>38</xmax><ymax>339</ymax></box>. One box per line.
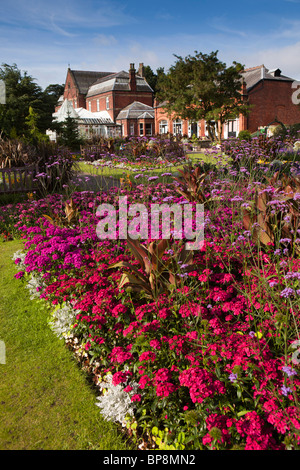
<box><xmin>281</xmin><ymin>385</ymin><xmax>292</xmax><ymax>396</ymax></box>
<box><xmin>280</xmin><ymin>287</ymin><xmax>295</xmax><ymax>298</ymax></box>
<box><xmin>282</xmin><ymin>365</ymin><xmax>297</xmax><ymax>377</ymax></box>
<box><xmin>229</xmin><ymin>373</ymin><xmax>238</xmax><ymax>383</ymax></box>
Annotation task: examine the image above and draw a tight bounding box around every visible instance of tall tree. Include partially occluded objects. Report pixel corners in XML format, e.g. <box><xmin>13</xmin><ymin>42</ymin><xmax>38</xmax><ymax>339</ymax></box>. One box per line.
<box><xmin>143</xmin><ymin>65</ymin><xmax>166</xmax><ymax>96</ymax></box>
<box><xmin>156</xmin><ymin>51</ymin><xmax>250</xmax><ymax>141</ymax></box>
<box><xmin>58</xmin><ymin>111</ymin><xmax>82</xmax><ymax>151</ymax></box>
<box><xmin>0</xmin><ymin>63</ymin><xmax>64</xmax><ymax>139</ymax></box>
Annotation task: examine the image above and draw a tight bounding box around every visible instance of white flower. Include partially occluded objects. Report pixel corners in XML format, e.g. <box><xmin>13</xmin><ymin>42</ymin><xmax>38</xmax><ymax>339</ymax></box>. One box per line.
<box><xmin>96</xmin><ymin>371</ymin><xmax>139</xmax><ymax>426</ymax></box>
<box><xmin>49</xmin><ymin>302</ymin><xmax>80</xmax><ymax>339</ymax></box>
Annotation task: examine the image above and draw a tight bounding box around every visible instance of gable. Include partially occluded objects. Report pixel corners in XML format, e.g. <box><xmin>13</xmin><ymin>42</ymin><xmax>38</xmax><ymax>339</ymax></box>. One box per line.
<box><xmin>67</xmin><ymin>69</ymin><xmax>113</xmax><ymax>95</ymax></box>
<box><xmin>242</xmin><ymin>65</ymin><xmax>294</xmax><ymax>93</ymax></box>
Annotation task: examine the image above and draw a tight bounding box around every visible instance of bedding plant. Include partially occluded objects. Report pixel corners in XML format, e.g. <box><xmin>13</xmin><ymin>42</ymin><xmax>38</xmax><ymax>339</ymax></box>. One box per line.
<box><xmin>2</xmin><ymin>135</ymin><xmax>300</xmax><ymax>450</ymax></box>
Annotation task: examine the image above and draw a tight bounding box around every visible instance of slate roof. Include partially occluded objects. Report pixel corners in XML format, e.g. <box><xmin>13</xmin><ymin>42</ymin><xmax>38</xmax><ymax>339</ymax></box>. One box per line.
<box><xmin>87</xmin><ymin>71</ymin><xmax>153</xmax><ymax>97</ymax></box>
<box><xmin>241</xmin><ymin>65</ymin><xmax>294</xmax><ymax>92</ymax></box>
<box><xmin>116</xmin><ymin>101</ymin><xmax>155</xmax><ymax>120</ymax></box>
<box><xmin>69</xmin><ymin>69</ymin><xmax>113</xmax><ymax>95</ymax></box>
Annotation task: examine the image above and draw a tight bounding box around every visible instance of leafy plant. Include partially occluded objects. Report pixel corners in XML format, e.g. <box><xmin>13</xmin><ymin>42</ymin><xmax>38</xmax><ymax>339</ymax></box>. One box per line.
<box><xmin>108</xmin><ymin>238</ymin><xmax>196</xmax><ymax>299</ymax></box>
<box><xmin>243</xmin><ymin>172</ymin><xmax>300</xmax><ymax>256</ymax></box>
<box><xmin>43</xmin><ymin>198</ymin><xmax>79</xmax><ymax>227</ymax></box>
<box><xmin>173</xmin><ymin>164</ymin><xmax>210</xmax><ymax>204</ymax></box>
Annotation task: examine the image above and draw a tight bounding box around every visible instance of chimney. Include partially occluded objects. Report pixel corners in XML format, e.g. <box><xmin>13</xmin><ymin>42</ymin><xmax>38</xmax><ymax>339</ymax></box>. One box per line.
<box><xmin>138</xmin><ymin>62</ymin><xmax>145</xmax><ymax>77</ymax></box>
<box><xmin>129</xmin><ymin>63</ymin><xmax>136</xmax><ymax>92</ymax></box>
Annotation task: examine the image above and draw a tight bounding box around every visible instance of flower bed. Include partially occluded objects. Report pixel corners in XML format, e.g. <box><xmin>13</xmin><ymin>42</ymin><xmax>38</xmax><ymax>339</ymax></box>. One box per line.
<box><xmin>2</xmin><ymin>136</ymin><xmax>300</xmax><ymax>450</ymax></box>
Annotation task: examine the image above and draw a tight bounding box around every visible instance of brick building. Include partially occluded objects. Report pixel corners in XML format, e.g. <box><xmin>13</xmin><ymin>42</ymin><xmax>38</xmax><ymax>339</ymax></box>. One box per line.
<box><xmin>154</xmin><ymin>65</ymin><xmax>300</xmax><ymax>139</ymax></box>
<box><xmin>55</xmin><ymin>63</ymin><xmax>300</xmax><ymax>139</ymax></box>
<box><xmin>55</xmin><ymin>63</ymin><xmax>154</xmax><ymax>137</ymax></box>
<box><xmin>242</xmin><ymin>65</ymin><xmax>300</xmax><ymax>133</ymax></box>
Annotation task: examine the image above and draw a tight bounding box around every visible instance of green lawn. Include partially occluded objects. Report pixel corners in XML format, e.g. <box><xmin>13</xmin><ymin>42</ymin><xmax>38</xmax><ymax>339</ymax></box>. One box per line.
<box><xmin>75</xmin><ymin>152</ymin><xmax>222</xmax><ymax>182</ymax></box>
<box><xmin>0</xmin><ymin>240</ymin><xmax>132</xmax><ymax>450</ymax></box>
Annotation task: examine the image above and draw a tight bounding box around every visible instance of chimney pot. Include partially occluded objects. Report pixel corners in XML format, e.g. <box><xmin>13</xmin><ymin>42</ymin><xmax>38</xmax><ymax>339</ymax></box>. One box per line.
<box><xmin>138</xmin><ymin>62</ymin><xmax>145</xmax><ymax>77</ymax></box>
<box><xmin>129</xmin><ymin>63</ymin><xmax>136</xmax><ymax>92</ymax></box>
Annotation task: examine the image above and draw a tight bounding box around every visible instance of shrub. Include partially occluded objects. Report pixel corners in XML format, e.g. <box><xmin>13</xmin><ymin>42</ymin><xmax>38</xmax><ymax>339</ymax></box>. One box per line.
<box><xmin>238</xmin><ymin>130</ymin><xmax>252</xmax><ymax>141</ymax></box>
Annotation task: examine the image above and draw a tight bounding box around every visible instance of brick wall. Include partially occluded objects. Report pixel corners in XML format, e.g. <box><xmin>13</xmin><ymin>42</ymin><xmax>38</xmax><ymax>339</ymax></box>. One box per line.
<box><xmin>63</xmin><ymin>70</ymin><xmax>86</xmax><ymax>109</ymax></box>
<box><xmin>246</xmin><ymin>80</ymin><xmax>300</xmax><ymax>132</ymax></box>
<box><xmin>86</xmin><ymin>91</ymin><xmax>153</xmax><ymax>122</ymax></box>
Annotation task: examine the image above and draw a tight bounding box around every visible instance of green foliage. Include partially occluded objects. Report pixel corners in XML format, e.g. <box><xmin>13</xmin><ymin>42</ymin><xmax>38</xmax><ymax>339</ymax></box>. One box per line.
<box><xmin>272</xmin><ymin>123</ymin><xmax>300</xmax><ymax>141</ymax></box>
<box><xmin>156</xmin><ymin>50</ymin><xmax>250</xmax><ymax>141</ymax></box>
<box><xmin>242</xmin><ymin>171</ymin><xmax>300</xmax><ymax>257</ymax></box>
<box><xmin>173</xmin><ymin>164</ymin><xmax>210</xmax><ymax>204</ymax></box>
<box><xmin>143</xmin><ymin>65</ymin><xmax>166</xmax><ymax>96</ymax></box>
<box><xmin>25</xmin><ymin>106</ymin><xmax>50</xmax><ymax>144</ymax></box>
<box><xmin>108</xmin><ymin>238</ymin><xmax>198</xmax><ymax>300</ymax></box>
<box><xmin>0</xmin><ymin>63</ymin><xmax>64</xmax><ymax>139</ymax></box>
<box><xmin>238</xmin><ymin>130</ymin><xmax>252</xmax><ymax>141</ymax></box>
<box><xmin>57</xmin><ymin>112</ymin><xmax>83</xmax><ymax>151</ymax></box>
<box><xmin>151</xmin><ymin>426</ymin><xmax>185</xmax><ymax>450</ymax></box>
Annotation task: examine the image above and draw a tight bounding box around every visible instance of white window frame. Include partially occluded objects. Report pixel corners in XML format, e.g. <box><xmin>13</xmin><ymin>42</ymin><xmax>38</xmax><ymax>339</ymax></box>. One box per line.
<box><xmin>159</xmin><ymin>120</ymin><xmax>168</xmax><ymax>134</ymax></box>
<box><xmin>139</xmin><ymin>123</ymin><xmax>144</xmax><ymax>136</ymax></box>
<box><xmin>188</xmin><ymin>121</ymin><xmax>198</xmax><ymax>138</ymax></box>
<box><xmin>173</xmin><ymin>119</ymin><xmax>182</xmax><ymax>135</ymax></box>
<box><xmin>106</xmin><ymin>96</ymin><xmax>109</xmax><ymax>110</ymax></box>
<box><xmin>97</xmin><ymin>99</ymin><xmax>100</xmax><ymax>112</ymax></box>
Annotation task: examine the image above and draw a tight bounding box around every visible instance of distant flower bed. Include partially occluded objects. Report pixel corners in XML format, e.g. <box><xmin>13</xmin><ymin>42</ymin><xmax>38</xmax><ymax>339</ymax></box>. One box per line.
<box><xmin>3</xmin><ymin>135</ymin><xmax>300</xmax><ymax>450</ymax></box>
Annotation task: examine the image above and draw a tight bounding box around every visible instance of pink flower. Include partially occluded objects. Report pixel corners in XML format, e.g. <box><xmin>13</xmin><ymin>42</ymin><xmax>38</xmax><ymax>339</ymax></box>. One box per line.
<box><xmin>131</xmin><ymin>394</ymin><xmax>142</xmax><ymax>402</ymax></box>
<box><xmin>139</xmin><ymin>351</ymin><xmax>156</xmax><ymax>362</ymax></box>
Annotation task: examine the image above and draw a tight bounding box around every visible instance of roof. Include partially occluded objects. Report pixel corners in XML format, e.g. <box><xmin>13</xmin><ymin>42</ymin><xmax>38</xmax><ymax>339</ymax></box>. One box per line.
<box><xmin>53</xmin><ymin>100</ymin><xmax>113</xmax><ymax>124</ymax></box>
<box><xmin>241</xmin><ymin>65</ymin><xmax>294</xmax><ymax>92</ymax></box>
<box><xmin>116</xmin><ymin>101</ymin><xmax>155</xmax><ymax>120</ymax></box>
<box><xmin>69</xmin><ymin>69</ymin><xmax>113</xmax><ymax>95</ymax></box>
<box><xmin>53</xmin><ymin>99</ymin><xmax>79</xmax><ymax>122</ymax></box>
<box><xmin>76</xmin><ymin>107</ymin><xmax>113</xmax><ymax>124</ymax></box>
<box><xmin>86</xmin><ymin>71</ymin><xmax>153</xmax><ymax>97</ymax></box>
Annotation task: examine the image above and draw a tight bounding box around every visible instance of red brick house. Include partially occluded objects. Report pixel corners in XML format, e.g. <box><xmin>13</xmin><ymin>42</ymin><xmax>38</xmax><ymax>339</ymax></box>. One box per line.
<box><xmin>57</xmin><ymin>69</ymin><xmax>113</xmax><ymax>111</ymax></box>
<box><xmin>154</xmin><ymin>65</ymin><xmax>300</xmax><ymax>139</ymax></box>
<box><xmin>55</xmin><ymin>63</ymin><xmax>154</xmax><ymax>137</ymax></box>
<box><xmin>242</xmin><ymin>65</ymin><xmax>300</xmax><ymax>133</ymax></box>
<box><xmin>55</xmin><ymin>63</ymin><xmax>300</xmax><ymax>139</ymax></box>
<box><xmin>115</xmin><ymin>101</ymin><xmax>155</xmax><ymax>137</ymax></box>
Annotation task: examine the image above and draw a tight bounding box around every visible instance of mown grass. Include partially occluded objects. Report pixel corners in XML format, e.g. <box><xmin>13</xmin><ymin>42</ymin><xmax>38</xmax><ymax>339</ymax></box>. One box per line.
<box><xmin>0</xmin><ymin>239</ymin><xmax>133</xmax><ymax>450</ymax></box>
<box><xmin>74</xmin><ymin>152</ymin><xmax>221</xmax><ymax>187</ymax></box>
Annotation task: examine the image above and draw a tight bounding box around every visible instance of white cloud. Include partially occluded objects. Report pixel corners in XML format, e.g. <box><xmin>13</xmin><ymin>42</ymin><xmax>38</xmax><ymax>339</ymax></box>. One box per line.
<box><xmin>2</xmin><ymin>0</ymin><xmax>300</xmax><ymax>90</ymax></box>
<box><xmin>0</xmin><ymin>0</ymin><xmax>135</xmax><ymax>35</ymax></box>
<box><xmin>93</xmin><ymin>34</ymin><xmax>118</xmax><ymax>47</ymax></box>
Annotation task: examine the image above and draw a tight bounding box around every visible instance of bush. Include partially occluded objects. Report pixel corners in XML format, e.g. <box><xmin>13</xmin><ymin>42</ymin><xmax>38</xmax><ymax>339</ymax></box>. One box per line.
<box><xmin>238</xmin><ymin>130</ymin><xmax>252</xmax><ymax>141</ymax></box>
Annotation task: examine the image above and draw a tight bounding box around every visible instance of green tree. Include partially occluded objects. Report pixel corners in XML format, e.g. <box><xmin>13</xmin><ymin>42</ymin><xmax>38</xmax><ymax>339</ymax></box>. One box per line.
<box><xmin>0</xmin><ymin>63</ymin><xmax>64</xmax><ymax>138</ymax></box>
<box><xmin>143</xmin><ymin>65</ymin><xmax>166</xmax><ymax>96</ymax></box>
<box><xmin>25</xmin><ymin>106</ymin><xmax>49</xmax><ymax>144</ymax></box>
<box><xmin>156</xmin><ymin>51</ymin><xmax>250</xmax><ymax>141</ymax></box>
<box><xmin>58</xmin><ymin>111</ymin><xmax>82</xmax><ymax>151</ymax></box>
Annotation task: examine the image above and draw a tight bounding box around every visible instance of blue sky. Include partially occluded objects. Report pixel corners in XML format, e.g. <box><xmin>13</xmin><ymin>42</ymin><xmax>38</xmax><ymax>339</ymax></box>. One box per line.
<box><xmin>1</xmin><ymin>0</ymin><xmax>300</xmax><ymax>89</ymax></box>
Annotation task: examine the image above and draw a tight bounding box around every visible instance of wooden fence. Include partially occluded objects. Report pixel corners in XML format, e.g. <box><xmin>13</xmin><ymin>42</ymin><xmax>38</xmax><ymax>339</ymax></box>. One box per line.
<box><xmin>0</xmin><ymin>164</ymin><xmax>38</xmax><ymax>194</ymax></box>
<box><xmin>80</xmin><ymin>145</ymin><xmax>104</xmax><ymax>160</ymax></box>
